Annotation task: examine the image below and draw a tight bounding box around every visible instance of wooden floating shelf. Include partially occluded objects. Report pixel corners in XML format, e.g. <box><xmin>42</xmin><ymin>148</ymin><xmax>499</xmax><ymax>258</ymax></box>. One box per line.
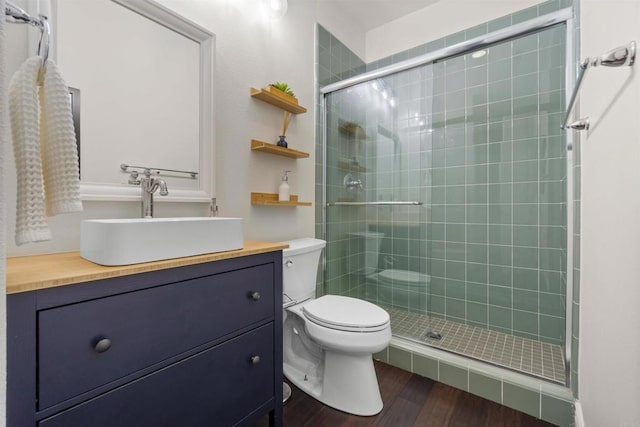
<box><xmin>250</xmin><ymin>88</ymin><xmax>307</xmax><ymax>114</ymax></box>
<box><xmin>251</xmin><ymin>140</ymin><xmax>309</xmax><ymax>159</ymax></box>
<box><xmin>251</xmin><ymin>192</ymin><xmax>312</xmax><ymax>207</ymax></box>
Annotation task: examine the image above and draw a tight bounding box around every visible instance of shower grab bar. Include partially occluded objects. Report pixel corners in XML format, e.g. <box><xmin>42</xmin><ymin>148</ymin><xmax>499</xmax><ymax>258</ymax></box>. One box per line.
<box><xmin>562</xmin><ymin>41</ymin><xmax>636</xmax><ymax>131</ymax></box>
<box><xmin>327</xmin><ymin>201</ymin><xmax>423</xmax><ymax>207</ymax></box>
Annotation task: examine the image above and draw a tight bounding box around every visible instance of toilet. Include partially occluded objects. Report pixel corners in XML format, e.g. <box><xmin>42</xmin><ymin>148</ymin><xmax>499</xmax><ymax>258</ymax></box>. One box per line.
<box><xmin>282</xmin><ymin>238</ymin><xmax>392</xmax><ymax>416</ymax></box>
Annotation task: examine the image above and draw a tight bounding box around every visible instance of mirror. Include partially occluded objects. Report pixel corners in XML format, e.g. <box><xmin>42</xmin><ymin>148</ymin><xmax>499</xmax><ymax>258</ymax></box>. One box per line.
<box><xmin>54</xmin><ymin>0</ymin><xmax>215</xmax><ymax>201</ymax></box>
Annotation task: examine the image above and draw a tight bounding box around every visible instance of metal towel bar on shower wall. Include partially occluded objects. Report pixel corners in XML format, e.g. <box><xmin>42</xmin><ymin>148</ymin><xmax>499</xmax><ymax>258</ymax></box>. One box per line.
<box><xmin>327</xmin><ymin>201</ymin><xmax>423</xmax><ymax>206</ymax></box>
<box><xmin>562</xmin><ymin>41</ymin><xmax>636</xmax><ymax>131</ymax></box>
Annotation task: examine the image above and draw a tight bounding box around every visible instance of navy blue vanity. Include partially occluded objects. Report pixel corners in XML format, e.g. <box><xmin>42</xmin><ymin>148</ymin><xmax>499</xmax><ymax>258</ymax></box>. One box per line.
<box><xmin>7</xmin><ymin>247</ymin><xmax>283</xmax><ymax>427</ymax></box>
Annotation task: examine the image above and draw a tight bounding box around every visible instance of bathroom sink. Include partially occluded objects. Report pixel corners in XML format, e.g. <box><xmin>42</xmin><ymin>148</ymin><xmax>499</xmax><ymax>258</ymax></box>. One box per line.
<box><xmin>80</xmin><ymin>217</ymin><xmax>243</xmax><ymax>266</ymax></box>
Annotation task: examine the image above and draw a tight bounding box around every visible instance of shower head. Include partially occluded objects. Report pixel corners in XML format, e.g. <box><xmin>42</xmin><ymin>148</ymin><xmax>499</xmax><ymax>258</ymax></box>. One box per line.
<box><xmin>594</xmin><ymin>41</ymin><xmax>636</xmax><ymax>67</ymax></box>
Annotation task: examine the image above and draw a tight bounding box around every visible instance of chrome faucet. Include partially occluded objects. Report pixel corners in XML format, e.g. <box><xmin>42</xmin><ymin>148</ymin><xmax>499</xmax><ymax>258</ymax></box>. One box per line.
<box><xmin>139</xmin><ymin>169</ymin><xmax>168</xmax><ymax>218</ymax></box>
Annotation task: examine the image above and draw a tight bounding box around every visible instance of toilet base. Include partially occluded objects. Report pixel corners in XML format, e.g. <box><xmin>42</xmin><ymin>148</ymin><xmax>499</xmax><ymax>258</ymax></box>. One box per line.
<box><xmin>283</xmin><ymin>382</ymin><xmax>292</xmax><ymax>405</ymax></box>
<box><xmin>284</xmin><ymin>362</ymin><xmax>323</xmax><ymax>400</ymax></box>
<box><xmin>284</xmin><ymin>351</ymin><xmax>383</xmax><ymax>416</ymax></box>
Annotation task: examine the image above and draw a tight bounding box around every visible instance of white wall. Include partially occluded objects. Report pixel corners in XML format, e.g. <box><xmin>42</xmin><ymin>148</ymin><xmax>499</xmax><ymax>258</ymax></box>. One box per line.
<box><xmin>366</xmin><ymin>0</ymin><xmax>546</xmax><ymax>62</ymax></box>
<box><xmin>3</xmin><ymin>0</ymin><xmax>366</xmax><ymax>256</ymax></box>
<box><xmin>578</xmin><ymin>1</ymin><xmax>640</xmax><ymax>426</ymax></box>
<box><xmin>153</xmin><ymin>0</ymin><xmax>365</xmax><ymax>242</ymax></box>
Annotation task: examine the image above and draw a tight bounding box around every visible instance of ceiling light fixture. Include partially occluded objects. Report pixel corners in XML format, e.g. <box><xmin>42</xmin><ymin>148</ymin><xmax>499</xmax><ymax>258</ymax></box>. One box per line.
<box><xmin>266</xmin><ymin>0</ymin><xmax>288</xmax><ymax>19</ymax></box>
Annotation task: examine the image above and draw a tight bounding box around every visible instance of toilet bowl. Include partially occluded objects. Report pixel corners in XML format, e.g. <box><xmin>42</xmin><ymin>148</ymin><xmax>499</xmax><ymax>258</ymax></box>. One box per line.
<box><xmin>282</xmin><ymin>238</ymin><xmax>392</xmax><ymax>416</ymax></box>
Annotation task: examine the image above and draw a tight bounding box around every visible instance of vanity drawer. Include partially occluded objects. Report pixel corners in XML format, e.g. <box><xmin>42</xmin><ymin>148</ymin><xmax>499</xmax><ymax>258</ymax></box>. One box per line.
<box><xmin>39</xmin><ymin>323</ymin><xmax>275</xmax><ymax>427</ymax></box>
<box><xmin>38</xmin><ymin>263</ymin><xmax>274</xmax><ymax>410</ymax></box>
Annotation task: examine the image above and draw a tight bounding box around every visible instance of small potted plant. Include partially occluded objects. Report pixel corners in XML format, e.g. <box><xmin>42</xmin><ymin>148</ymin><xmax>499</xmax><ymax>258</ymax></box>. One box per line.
<box><xmin>265</xmin><ymin>81</ymin><xmax>298</xmax><ymax>105</ymax></box>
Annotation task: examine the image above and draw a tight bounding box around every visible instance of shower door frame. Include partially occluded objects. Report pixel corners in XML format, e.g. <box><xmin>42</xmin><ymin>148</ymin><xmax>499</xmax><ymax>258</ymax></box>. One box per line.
<box><xmin>320</xmin><ymin>7</ymin><xmax>577</xmax><ymax>387</ymax></box>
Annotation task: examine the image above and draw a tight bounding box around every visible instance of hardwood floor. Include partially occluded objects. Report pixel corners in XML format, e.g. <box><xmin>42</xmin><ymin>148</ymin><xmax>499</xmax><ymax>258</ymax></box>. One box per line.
<box><xmin>277</xmin><ymin>361</ymin><xmax>555</xmax><ymax>427</ymax></box>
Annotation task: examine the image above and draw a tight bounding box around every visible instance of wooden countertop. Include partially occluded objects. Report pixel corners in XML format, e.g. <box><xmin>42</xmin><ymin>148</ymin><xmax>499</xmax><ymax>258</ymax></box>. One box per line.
<box><xmin>6</xmin><ymin>240</ymin><xmax>288</xmax><ymax>295</ymax></box>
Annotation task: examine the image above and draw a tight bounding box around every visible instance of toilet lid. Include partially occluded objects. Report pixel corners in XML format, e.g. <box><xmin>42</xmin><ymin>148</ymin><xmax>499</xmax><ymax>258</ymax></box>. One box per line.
<box><xmin>302</xmin><ymin>295</ymin><xmax>390</xmax><ymax>332</ymax></box>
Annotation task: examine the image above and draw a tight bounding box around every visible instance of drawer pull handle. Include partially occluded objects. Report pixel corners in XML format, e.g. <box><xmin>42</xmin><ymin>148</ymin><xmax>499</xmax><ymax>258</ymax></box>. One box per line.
<box><xmin>94</xmin><ymin>338</ymin><xmax>112</xmax><ymax>353</ymax></box>
<box><xmin>250</xmin><ymin>291</ymin><xmax>261</xmax><ymax>301</ymax></box>
<box><xmin>250</xmin><ymin>355</ymin><xmax>261</xmax><ymax>365</ymax></box>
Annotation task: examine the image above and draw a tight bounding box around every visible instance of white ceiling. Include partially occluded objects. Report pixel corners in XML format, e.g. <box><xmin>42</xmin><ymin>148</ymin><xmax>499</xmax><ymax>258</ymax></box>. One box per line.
<box><xmin>322</xmin><ymin>0</ymin><xmax>440</xmax><ymax>32</ymax></box>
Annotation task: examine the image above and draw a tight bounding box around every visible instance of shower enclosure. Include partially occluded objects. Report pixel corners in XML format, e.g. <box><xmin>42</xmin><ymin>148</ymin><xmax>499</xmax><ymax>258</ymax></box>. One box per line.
<box><xmin>320</xmin><ymin>11</ymin><xmax>574</xmax><ymax>385</ymax></box>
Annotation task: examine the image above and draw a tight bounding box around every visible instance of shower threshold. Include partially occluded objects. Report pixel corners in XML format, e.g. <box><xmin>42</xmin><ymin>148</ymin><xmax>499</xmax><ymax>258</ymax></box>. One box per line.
<box><xmin>382</xmin><ymin>306</ymin><xmax>566</xmax><ymax>384</ymax></box>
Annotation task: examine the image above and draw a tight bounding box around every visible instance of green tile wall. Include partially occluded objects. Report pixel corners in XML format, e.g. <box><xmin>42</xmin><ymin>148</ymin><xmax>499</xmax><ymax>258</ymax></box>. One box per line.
<box><xmin>317</xmin><ymin>0</ymin><xmax>577</xmax><ymax>369</ymax></box>
<box><xmin>360</xmin><ymin>27</ymin><xmax>568</xmax><ymax>345</ymax></box>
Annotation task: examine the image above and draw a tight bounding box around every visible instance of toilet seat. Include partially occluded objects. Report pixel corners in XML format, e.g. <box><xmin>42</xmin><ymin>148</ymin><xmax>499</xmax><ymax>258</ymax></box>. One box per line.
<box><xmin>302</xmin><ymin>295</ymin><xmax>390</xmax><ymax>332</ymax></box>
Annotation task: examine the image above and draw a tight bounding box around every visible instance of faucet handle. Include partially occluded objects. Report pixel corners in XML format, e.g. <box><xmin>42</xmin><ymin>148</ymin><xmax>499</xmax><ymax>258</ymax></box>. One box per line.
<box><xmin>158</xmin><ymin>179</ymin><xmax>169</xmax><ymax>196</ymax></box>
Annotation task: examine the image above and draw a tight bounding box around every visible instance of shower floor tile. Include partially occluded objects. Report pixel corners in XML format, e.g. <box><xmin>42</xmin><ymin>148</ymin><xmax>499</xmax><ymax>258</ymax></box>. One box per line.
<box><xmin>382</xmin><ymin>306</ymin><xmax>566</xmax><ymax>384</ymax></box>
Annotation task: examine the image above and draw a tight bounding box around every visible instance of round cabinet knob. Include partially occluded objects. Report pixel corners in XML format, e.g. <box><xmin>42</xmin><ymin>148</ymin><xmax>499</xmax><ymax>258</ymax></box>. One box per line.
<box><xmin>94</xmin><ymin>338</ymin><xmax>112</xmax><ymax>353</ymax></box>
<box><xmin>250</xmin><ymin>291</ymin><xmax>261</xmax><ymax>301</ymax></box>
<box><xmin>250</xmin><ymin>355</ymin><xmax>261</xmax><ymax>365</ymax></box>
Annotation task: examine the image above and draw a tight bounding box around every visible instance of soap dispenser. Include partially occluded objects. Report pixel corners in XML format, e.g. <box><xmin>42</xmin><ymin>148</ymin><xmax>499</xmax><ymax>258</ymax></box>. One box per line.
<box><xmin>279</xmin><ymin>170</ymin><xmax>291</xmax><ymax>202</ymax></box>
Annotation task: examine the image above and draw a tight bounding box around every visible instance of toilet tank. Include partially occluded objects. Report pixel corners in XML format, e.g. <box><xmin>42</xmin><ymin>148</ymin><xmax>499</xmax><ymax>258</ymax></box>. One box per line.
<box><xmin>282</xmin><ymin>238</ymin><xmax>326</xmax><ymax>303</ymax></box>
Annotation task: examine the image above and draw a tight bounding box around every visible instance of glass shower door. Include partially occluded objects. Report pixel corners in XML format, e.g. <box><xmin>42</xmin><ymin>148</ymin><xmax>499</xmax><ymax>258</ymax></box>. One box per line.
<box><xmin>322</xmin><ymin>23</ymin><xmax>568</xmax><ymax>384</ymax></box>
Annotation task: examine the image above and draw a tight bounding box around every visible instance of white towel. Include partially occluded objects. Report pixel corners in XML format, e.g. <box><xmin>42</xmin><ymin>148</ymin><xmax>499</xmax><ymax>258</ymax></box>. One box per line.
<box><xmin>41</xmin><ymin>60</ymin><xmax>83</xmax><ymax>215</ymax></box>
<box><xmin>8</xmin><ymin>57</ymin><xmax>82</xmax><ymax>245</ymax></box>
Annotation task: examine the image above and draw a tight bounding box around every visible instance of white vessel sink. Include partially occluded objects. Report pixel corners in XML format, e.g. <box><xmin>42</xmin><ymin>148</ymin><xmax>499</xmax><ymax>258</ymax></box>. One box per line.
<box><xmin>80</xmin><ymin>217</ymin><xmax>243</xmax><ymax>266</ymax></box>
